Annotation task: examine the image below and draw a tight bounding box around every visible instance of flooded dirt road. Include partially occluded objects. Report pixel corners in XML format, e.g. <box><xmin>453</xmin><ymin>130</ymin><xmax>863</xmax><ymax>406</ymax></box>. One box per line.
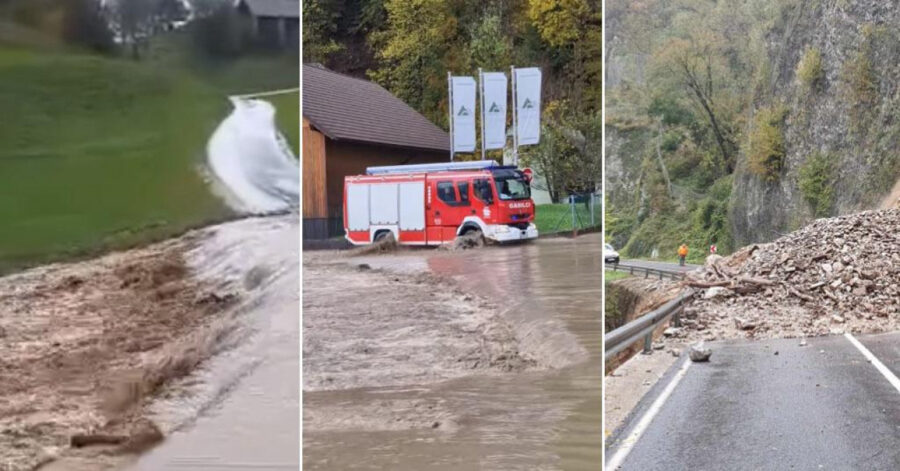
<box><xmin>2</xmin><ymin>215</ymin><xmax>298</xmax><ymax>471</ymax></box>
<box><xmin>303</xmin><ymin>234</ymin><xmax>602</xmax><ymax>470</ymax></box>
<box><xmin>130</xmin><ymin>216</ymin><xmax>300</xmax><ymax>470</ymax></box>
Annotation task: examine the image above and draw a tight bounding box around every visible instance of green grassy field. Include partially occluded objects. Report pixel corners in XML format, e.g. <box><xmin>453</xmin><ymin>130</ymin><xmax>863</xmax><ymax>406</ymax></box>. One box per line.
<box><xmin>0</xmin><ymin>46</ymin><xmax>235</xmax><ymax>273</ymax></box>
<box><xmin>605</xmin><ymin>270</ymin><xmax>630</xmax><ymax>282</ymax></box>
<box><xmin>535</xmin><ymin>203</ymin><xmax>600</xmax><ymax>234</ymax></box>
<box><xmin>267</xmin><ymin>91</ymin><xmax>299</xmax><ymax>155</ymax></box>
<box><xmin>145</xmin><ymin>31</ymin><xmax>299</xmax><ymax>96</ymax></box>
<box><xmin>0</xmin><ymin>25</ymin><xmax>299</xmax><ymax>274</ymax></box>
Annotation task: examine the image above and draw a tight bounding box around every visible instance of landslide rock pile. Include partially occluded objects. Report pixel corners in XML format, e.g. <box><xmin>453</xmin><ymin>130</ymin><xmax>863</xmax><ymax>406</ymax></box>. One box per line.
<box><xmin>679</xmin><ymin>210</ymin><xmax>900</xmax><ymax>340</ymax></box>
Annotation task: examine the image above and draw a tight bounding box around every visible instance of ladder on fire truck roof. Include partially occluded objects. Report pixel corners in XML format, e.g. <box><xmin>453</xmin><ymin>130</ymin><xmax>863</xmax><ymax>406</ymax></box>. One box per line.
<box><xmin>366</xmin><ymin>160</ymin><xmax>506</xmax><ymax>175</ymax></box>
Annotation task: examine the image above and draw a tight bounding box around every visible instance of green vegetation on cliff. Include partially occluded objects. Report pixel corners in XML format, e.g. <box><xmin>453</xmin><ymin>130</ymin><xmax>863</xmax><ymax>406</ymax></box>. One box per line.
<box><xmin>746</xmin><ymin>104</ymin><xmax>788</xmax><ymax>182</ymax></box>
<box><xmin>796</xmin><ymin>47</ymin><xmax>824</xmax><ymax>93</ymax></box>
<box><xmin>798</xmin><ymin>152</ymin><xmax>835</xmax><ymax>217</ymax></box>
<box><xmin>606</xmin><ymin>0</ymin><xmax>900</xmax><ymax>254</ymax></box>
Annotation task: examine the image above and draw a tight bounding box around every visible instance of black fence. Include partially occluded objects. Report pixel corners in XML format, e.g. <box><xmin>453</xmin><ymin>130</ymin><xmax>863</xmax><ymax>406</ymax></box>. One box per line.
<box><xmin>303</xmin><ymin>217</ymin><xmax>344</xmax><ymax>240</ymax></box>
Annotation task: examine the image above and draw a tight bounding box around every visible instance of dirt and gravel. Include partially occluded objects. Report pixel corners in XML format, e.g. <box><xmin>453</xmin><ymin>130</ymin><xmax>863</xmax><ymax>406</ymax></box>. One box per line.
<box><xmin>668</xmin><ymin>209</ymin><xmax>900</xmax><ymax>342</ymax></box>
<box><xmin>0</xmin><ymin>227</ymin><xmax>245</xmax><ymax>470</ymax></box>
<box><xmin>302</xmin><ymin>251</ymin><xmax>537</xmax><ymax>395</ymax></box>
<box><xmin>605</xmin><ymin>276</ymin><xmax>681</xmax><ymax>372</ymax></box>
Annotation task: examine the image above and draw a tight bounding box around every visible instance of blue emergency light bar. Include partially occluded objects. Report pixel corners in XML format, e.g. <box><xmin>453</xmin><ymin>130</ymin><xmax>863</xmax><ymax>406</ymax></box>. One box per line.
<box><xmin>366</xmin><ymin>160</ymin><xmax>511</xmax><ymax>175</ymax></box>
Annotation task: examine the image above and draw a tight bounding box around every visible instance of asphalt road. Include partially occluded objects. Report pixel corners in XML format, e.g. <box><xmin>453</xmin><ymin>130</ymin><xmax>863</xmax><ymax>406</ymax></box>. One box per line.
<box><xmin>606</xmin><ymin>333</ymin><xmax>900</xmax><ymax>470</ymax></box>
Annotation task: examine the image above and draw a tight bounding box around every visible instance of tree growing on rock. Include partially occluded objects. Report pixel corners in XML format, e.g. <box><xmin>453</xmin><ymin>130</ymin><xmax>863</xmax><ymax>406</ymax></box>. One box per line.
<box><xmin>652</xmin><ymin>33</ymin><xmax>739</xmax><ymax>173</ymax></box>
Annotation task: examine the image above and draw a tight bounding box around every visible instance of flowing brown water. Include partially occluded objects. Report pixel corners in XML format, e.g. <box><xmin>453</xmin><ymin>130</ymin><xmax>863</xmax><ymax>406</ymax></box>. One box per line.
<box><xmin>127</xmin><ymin>217</ymin><xmax>301</xmax><ymax>470</ymax></box>
<box><xmin>304</xmin><ymin>234</ymin><xmax>602</xmax><ymax>470</ymax></box>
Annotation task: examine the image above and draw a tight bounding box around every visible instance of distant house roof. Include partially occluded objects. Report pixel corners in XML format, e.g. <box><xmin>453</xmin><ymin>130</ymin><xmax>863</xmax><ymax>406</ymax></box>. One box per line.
<box><xmin>237</xmin><ymin>0</ymin><xmax>299</xmax><ymax>19</ymax></box>
<box><xmin>302</xmin><ymin>64</ymin><xmax>450</xmax><ymax>152</ymax></box>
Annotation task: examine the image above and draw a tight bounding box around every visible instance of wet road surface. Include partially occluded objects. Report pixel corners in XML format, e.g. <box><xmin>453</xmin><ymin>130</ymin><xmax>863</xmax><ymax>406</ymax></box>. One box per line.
<box><xmin>304</xmin><ymin>234</ymin><xmax>603</xmax><ymax>470</ymax></box>
<box><xmin>608</xmin><ymin>333</ymin><xmax>900</xmax><ymax>470</ymax></box>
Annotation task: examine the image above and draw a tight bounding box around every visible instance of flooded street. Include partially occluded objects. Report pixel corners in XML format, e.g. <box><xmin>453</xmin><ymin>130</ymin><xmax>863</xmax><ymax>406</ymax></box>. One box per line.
<box><xmin>303</xmin><ymin>234</ymin><xmax>602</xmax><ymax>470</ymax></box>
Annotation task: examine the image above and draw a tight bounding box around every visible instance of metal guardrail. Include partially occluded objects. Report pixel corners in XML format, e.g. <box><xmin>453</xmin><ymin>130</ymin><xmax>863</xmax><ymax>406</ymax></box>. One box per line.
<box><xmin>605</xmin><ymin>261</ymin><xmax>688</xmax><ymax>281</ymax></box>
<box><xmin>604</xmin><ymin>289</ymin><xmax>694</xmax><ymax>362</ymax></box>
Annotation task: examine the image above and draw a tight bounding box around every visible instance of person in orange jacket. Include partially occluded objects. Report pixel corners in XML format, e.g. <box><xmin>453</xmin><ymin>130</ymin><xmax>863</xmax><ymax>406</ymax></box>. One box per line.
<box><xmin>678</xmin><ymin>244</ymin><xmax>688</xmax><ymax>266</ymax></box>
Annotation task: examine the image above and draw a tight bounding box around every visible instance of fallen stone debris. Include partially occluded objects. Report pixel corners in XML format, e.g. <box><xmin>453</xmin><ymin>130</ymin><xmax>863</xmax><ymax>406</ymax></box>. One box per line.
<box><xmin>689</xmin><ymin>342</ymin><xmax>712</xmax><ymax>362</ymax></box>
<box><xmin>673</xmin><ymin>210</ymin><xmax>900</xmax><ymax>341</ymax></box>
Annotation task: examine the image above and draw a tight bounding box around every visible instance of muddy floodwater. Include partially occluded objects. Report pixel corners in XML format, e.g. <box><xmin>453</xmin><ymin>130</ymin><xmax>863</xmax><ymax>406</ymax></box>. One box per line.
<box><xmin>130</xmin><ymin>217</ymin><xmax>300</xmax><ymax>470</ymax></box>
<box><xmin>304</xmin><ymin>234</ymin><xmax>602</xmax><ymax>470</ymax></box>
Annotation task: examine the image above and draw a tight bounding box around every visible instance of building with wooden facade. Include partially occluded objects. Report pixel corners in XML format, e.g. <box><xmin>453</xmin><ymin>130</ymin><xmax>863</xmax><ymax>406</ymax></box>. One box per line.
<box><xmin>302</xmin><ymin>64</ymin><xmax>450</xmax><ymax>239</ymax></box>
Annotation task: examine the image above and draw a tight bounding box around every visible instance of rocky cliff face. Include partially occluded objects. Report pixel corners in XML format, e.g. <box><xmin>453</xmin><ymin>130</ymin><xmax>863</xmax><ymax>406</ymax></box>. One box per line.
<box><xmin>605</xmin><ymin>124</ymin><xmax>652</xmax><ymax>245</ymax></box>
<box><xmin>731</xmin><ymin>0</ymin><xmax>900</xmax><ymax>245</ymax></box>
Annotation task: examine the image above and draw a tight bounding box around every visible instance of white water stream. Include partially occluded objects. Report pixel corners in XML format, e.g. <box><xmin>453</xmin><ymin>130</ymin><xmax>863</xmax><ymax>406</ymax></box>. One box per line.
<box><xmin>207</xmin><ymin>97</ymin><xmax>299</xmax><ymax>213</ymax></box>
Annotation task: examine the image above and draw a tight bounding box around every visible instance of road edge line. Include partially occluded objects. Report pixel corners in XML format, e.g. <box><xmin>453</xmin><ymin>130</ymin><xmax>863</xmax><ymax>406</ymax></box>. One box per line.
<box><xmin>844</xmin><ymin>332</ymin><xmax>900</xmax><ymax>393</ymax></box>
<box><xmin>605</xmin><ymin>357</ymin><xmax>692</xmax><ymax>470</ymax></box>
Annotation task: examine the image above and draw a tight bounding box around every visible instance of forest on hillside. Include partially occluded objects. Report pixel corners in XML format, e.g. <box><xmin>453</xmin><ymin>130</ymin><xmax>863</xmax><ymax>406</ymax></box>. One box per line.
<box><xmin>606</xmin><ymin>0</ymin><xmax>900</xmax><ymax>260</ymax></box>
<box><xmin>303</xmin><ymin>0</ymin><xmax>602</xmax><ymax>201</ymax></box>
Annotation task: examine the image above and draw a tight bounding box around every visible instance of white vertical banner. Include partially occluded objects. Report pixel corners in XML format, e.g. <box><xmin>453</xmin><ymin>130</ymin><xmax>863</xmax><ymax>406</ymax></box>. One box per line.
<box><xmin>450</xmin><ymin>76</ymin><xmax>477</xmax><ymax>153</ymax></box>
<box><xmin>481</xmin><ymin>72</ymin><xmax>508</xmax><ymax>150</ymax></box>
<box><xmin>514</xmin><ymin>67</ymin><xmax>541</xmax><ymax>146</ymax></box>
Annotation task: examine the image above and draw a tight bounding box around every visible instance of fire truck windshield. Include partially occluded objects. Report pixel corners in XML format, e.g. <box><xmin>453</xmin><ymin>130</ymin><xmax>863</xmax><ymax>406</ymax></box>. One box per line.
<box><xmin>494</xmin><ymin>174</ymin><xmax>531</xmax><ymax>200</ymax></box>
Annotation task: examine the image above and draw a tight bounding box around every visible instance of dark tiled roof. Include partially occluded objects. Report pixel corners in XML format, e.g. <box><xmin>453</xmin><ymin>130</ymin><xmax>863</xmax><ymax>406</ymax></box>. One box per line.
<box><xmin>240</xmin><ymin>0</ymin><xmax>299</xmax><ymax>19</ymax></box>
<box><xmin>302</xmin><ymin>64</ymin><xmax>450</xmax><ymax>152</ymax></box>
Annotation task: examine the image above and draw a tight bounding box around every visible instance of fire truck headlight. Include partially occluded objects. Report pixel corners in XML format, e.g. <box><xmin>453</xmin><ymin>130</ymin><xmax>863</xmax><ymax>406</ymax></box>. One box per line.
<box><xmin>495</xmin><ymin>225</ymin><xmax>509</xmax><ymax>233</ymax></box>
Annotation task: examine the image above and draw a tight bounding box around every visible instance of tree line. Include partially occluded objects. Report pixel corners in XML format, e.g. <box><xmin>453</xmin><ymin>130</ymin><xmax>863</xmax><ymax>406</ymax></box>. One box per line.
<box><xmin>0</xmin><ymin>0</ymin><xmax>274</xmax><ymax>59</ymax></box>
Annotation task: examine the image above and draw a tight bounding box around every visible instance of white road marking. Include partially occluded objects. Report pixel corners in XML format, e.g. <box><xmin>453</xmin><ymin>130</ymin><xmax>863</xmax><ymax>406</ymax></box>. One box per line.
<box><xmin>844</xmin><ymin>333</ymin><xmax>900</xmax><ymax>393</ymax></box>
<box><xmin>606</xmin><ymin>357</ymin><xmax>692</xmax><ymax>470</ymax></box>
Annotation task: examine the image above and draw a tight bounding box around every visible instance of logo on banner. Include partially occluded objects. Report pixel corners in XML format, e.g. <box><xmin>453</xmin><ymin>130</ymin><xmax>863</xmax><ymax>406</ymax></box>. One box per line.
<box><xmin>457</xmin><ymin>106</ymin><xmax>471</xmax><ymax>116</ymax></box>
<box><xmin>488</xmin><ymin>102</ymin><xmax>501</xmax><ymax>113</ymax></box>
<box><xmin>523</xmin><ymin>98</ymin><xmax>535</xmax><ymax>109</ymax></box>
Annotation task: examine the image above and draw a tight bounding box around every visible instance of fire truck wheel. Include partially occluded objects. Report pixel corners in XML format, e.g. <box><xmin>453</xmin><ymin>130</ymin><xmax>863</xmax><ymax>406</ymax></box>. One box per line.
<box><xmin>374</xmin><ymin>230</ymin><xmax>394</xmax><ymax>243</ymax></box>
<box><xmin>458</xmin><ymin>228</ymin><xmax>485</xmax><ymax>247</ymax></box>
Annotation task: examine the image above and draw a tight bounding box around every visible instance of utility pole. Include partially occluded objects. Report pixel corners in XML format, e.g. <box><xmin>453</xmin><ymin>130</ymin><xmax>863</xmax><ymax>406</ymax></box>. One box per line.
<box><xmin>478</xmin><ymin>68</ymin><xmax>486</xmax><ymax>161</ymax></box>
<box><xmin>511</xmin><ymin>65</ymin><xmax>518</xmax><ymax>166</ymax></box>
<box><xmin>447</xmin><ymin>71</ymin><xmax>454</xmax><ymax>162</ymax></box>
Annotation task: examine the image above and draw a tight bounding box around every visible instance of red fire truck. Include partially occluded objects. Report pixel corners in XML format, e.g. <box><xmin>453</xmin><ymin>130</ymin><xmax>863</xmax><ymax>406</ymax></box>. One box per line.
<box><xmin>343</xmin><ymin>161</ymin><xmax>538</xmax><ymax>245</ymax></box>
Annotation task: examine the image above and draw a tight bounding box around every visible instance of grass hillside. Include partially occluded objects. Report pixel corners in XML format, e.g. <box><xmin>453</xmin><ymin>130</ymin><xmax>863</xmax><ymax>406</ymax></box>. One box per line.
<box><xmin>145</xmin><ymin>32</ymin><xmax>299</xmax><ymax>153</ymax></box>
<box><xmin>268</xmin><ymin>91</ymin><xmax>299</xmax><ymax>155</ymax></box>
<box><xmin>0</xmin><ymin>46</ymin><xmax>231</xmax><ymax>273</ymax></box>
<box><xmin>145</xmin><ymin>31</ymin><xmax>299</xmax><ymax>95</ymax></box>
<box><xmin>0</xmin><ymin>21</ymin><xmax>299</xmax><ymax>274</ymax></box>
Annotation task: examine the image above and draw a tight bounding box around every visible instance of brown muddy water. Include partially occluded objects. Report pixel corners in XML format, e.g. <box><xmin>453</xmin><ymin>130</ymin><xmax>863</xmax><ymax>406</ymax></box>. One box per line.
<box><xmin>128</xmin><ymin>217</ymin><xmax>300</xmax><ymax>470</ymax></box>
<box><xmin>304</xmin><ymin>234</ymin><xmax>603</xmax><ymax>470</ymax></box>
